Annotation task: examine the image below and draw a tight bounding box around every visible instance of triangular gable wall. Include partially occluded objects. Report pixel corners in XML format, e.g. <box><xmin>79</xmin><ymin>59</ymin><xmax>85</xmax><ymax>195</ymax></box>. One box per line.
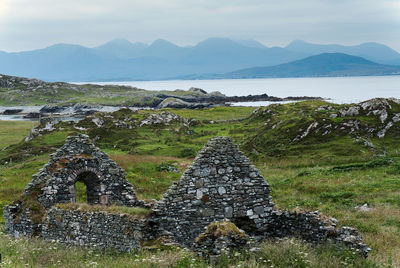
<box><xmin>153</xmin><ymin>136</ymin><xmax>274</xmax><ymax>244</ymax></box>
<box><xmin>25</xmin><ymin>134</ymin><xmax>137</xmax><ymax>208</ymax></box>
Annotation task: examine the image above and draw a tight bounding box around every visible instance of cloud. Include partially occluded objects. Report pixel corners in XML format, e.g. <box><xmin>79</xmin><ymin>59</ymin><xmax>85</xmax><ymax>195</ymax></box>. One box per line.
<box><xmin>0</xmin><ymin>0</ymin><xmax>399</xmax><ymax>52</ymax></box>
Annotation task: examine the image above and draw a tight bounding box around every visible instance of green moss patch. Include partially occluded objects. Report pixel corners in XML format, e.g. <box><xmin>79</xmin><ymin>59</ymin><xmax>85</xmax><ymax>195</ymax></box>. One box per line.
<box><xmin>195</xmin><ymin>221</ymin><xmax>245</xmax><ymax>243</ymax></box>
<box><xmin>13</xmin><ymin>182</ymin><xmax>46</xmax><ymax>225</ymax></box>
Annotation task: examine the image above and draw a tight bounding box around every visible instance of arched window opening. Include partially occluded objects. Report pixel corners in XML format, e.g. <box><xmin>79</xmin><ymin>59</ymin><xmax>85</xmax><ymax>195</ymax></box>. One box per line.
<box><xmin>71</xmin><ymin>171</ymin><xmax>103</xmax><ymax>205</ymax></box>
<box><xmin>75</xmin><ymin>180</ymin><xmax>87</xmax><ymax>203</ymax></box>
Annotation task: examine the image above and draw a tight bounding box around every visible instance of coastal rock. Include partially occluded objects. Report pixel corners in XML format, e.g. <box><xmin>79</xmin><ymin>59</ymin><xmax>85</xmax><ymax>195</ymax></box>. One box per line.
<box><xmin>2</xmin><ymin>109</ymin><xmax>23</xmax><ymax>115</ymax></box>
<box><xmin>156</xmin><ymin>97</ymin><xmax>214</xmax><ymax>109</ymax></box>
<box><xmin>40</xmin><ymin>105</ymin><xmax>66</xmax><ymax>113</ymax></box>
<box><xmin>23</xmin><ymin>112</ymin><xmax>43</xmax><ymax>119</ymax></box>
<box><xmin>189</xmin><ymin>87</ymin><xmax>208</xmax><ymax>94</ymax></box>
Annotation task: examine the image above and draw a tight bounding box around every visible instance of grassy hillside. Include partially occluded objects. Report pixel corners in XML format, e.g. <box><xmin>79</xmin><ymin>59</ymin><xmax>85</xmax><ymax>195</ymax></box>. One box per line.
<box><xmin>0</xmin><ymin>74</ymin><xmax>216</xmax><ymax>106</ymax></box>
<box><xmin>0</xmin><ymin>100</ymin><xmax>399</xmax><ymax>267</ymax></box>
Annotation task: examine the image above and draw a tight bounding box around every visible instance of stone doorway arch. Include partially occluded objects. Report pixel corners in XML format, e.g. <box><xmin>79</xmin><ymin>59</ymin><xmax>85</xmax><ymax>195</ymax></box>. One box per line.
<box><xmin>69</xmin><ymin>170</ymin><xmax>108</xmax><ymax>205</ymax></box>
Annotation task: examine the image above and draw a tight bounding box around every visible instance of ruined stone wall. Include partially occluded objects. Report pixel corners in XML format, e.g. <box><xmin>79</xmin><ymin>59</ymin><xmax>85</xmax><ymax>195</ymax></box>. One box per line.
<box><xmin>153</xmin><ymin>136</ymin><xmax>370</xmax><ymax>257</ymax></box>
<box><xmin>153</xmin><ymin>137</ymin><xmax>274</xmax><ymax>246</ymax></box>
<box><xmin>3</xmin><ymin>205</ymin><xmax>41</xmax><ymax>237</ymax></box>
<box><xmin>24</xmin><ymin>135</ymin><xmax>138</xmax><ymax>208</ymax></box>
<box><xmin>3</xmin><ymin>135</ymin><xmax>370</xmax><ymax>257</ymax></box>
<box><xmin>261</xmin><ymin>210</ymin><xmax>370</xmax><ymax>257</ymax></box>
<box><xmin>41</xmin><ymin>208</ymin><xmax>153</xmax><ymax>251</ymax></box>
<box><xmin>260</xmin><ymin>210</ymin><xmax>335</xmax><ymax>241</ymax></box>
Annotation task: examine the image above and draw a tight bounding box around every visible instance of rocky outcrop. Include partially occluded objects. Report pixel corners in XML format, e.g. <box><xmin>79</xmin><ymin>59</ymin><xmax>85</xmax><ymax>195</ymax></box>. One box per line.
<box><xmin>159</xmin><ymin>93</ymin><xmax>323</xmax><ymax>105</ymax></box>
<box><xmin>25</xmin><ymin>118</ymin><xmax>60</xmax><ymax>142</ymax></box>
<box><xmin>0</xmin><ymin>73</ymin><xmax>323</xmax><ymax>108</ymax></box>
<box><xmin>139</xmin><ymin>111</ymin><xmax>199</xmax><ymax>127</ymax></box>
<box><xmin>278</xmin><ymin>98</ymin><xmax>400</xmax><ymax>143</ymax></box>
<box><xmin>140</xmin><ymin>111</ymin><xmax>183</xmax><ymax>126</ymax></box>
<box><xmin>23</xmin><ymin>112</ymin><xmax>42</xmax><ymax>119</ymax></box>
<box><xmin>156</xmin><ymin>97</ymin><xmax>215</xmax><ymax>109</ymax></box>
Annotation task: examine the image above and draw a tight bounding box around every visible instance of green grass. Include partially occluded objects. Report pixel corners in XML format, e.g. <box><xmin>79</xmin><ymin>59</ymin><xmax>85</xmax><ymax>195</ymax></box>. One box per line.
<box><xmin>0</xmin><ymin>230</ymin><xmax>375</xmax><ymax>268</ymax></box>
<box><xmin>56</xmin><ymin>203</ymin><xmax>151</xmax><ymax>220</ymax></box>
<box><xmin>0</xmin><ymin>121</ymin><xmax>36</xmax><ymax>150</ymax></box>
<box><xmin>0</xmin><ymin>77</ymin><xmax>213</xmax><ymax>106</ymax></box>
<box><xmin>165</xmin><ymin>106</ymin><xmax>254</xmax><ymax>121</ymax></box>
<box><xmin>1</xmin><ymin>101</ymin><xmax>400</xmax><ymax>267</ymax></box>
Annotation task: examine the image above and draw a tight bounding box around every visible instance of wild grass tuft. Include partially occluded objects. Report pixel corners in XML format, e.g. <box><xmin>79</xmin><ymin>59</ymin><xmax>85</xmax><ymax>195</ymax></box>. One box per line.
<box><xmin>55</xmin><ymin>203</ymin><xmax>151</xmax><ymax>219</ymax></box>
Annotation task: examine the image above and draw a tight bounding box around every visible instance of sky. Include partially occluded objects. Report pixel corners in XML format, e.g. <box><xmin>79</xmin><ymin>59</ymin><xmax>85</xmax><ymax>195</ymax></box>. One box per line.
<box><xmin>0</xmin><ymin>0</ymin><xmax>399</xmax><ymax>52</ymax></box>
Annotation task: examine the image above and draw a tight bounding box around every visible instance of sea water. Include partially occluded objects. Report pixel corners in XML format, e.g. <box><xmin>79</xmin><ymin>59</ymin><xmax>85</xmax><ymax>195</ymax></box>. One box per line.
<box><xmin>90</xmin><ymin>75</ymin><xmax>400</xmax><ymax>104</ymax></box>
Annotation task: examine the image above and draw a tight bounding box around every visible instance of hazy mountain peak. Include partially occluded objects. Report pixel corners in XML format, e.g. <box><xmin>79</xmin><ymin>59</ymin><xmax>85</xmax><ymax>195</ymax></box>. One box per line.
<box><xmin>286</xmin><ymin>39</ymin><xmax>308</xmax><ymax>46</ymax></box>
<box><xmin>36</xmin><ymin>43</ymin><xmax>90</xmax><ymax>55</ymax></box>
<box><xmin>234</xmin><ymin>39</ymin><xmax>267</xmax><ymax>48</ymax></box>
<box><xmin>93</xmin><ymin>38</ymin><xmax>148</xmax><ymax>59</ymax></box>
<box><xmin>95</xmin><ymin>38</ymin><xmax>147</xmax><ymax>49</ymax></box>
<box><xmin>199</xmin><ymin>37</ymin><xmax>236</xmax><ymax>44</ymax></box>
<box><xmin>150</xmin><ymin>39</ymin><xmax>179</xmax><ymax>48</ymax></box>
<box><xmin>196</xmin><ymin>37</ymin><xmax>243</xmax><ymax>48</ymax></box>
<box><xmin>46</xmin><ymin>43</ymin><xmax>86</xmax><ymax>49</ymax></box>
<box><xmin>105</xmin><ymin>38</ymin><xmax>132</xmax><ymax>45</ymax></box>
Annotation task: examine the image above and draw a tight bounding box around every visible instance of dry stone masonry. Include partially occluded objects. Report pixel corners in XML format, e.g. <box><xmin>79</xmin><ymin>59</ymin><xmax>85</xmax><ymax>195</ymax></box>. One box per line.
<box><xmin>153</xmin><ymin>137</ymin><xmax>370</xmax><ymax>256</ymax></box>
<box><xmin>4</xmin><ymin>134</ymin><xmax>141</xmax><ymax>237</ymax></box>
<box><xmin>153</xmin><ymin>137</ymin><xmax>274</xmax><ymax>245</ymax></box>
<box><xmin>3</xmin><ymin>135</ymin><xmax>370</xmax><ymax>257</ymax></box>
<box><xmin>42</xmin><ymin>208</ymin><xmax>154</xmax><ymax>251</ymax></box>
<box><xmin>26</xmin><ymin>134</ymin><xmax>139</xmax><ymax>208</ymax></box>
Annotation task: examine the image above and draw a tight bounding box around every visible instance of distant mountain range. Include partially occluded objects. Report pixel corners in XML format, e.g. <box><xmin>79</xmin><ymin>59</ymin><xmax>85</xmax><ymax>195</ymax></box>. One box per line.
<box><xmin>0</xmin><ymin>38</ymin><xmax>399</xmax><ymax>81</ymax></box>
<box><xmin>285</xmin><ymin>40</ymin><xmax>400</xmax><ymax>66</ymax></box>
<box><xmin>197</xmin><ymin>53</ymin><xmax>400</xmax><ymax>79</ymax></box>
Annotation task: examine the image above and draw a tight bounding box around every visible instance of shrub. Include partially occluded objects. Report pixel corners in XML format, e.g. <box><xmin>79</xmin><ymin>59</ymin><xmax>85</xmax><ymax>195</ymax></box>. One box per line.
<box><xmin>180</xmin><ymin>147</ymin><xmax>196</xmax><ymax>158</ymax></box>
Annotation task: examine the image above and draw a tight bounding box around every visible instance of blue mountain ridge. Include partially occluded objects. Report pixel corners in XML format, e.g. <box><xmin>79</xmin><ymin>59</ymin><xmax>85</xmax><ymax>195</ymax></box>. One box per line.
<box><xmin>205</xmin><ymin>53</ymin><xmax>400</xmax><ymax>79</ymax></box>
<box><xmin>0</xmin><ymin>38</ymin><xmax>399</xmax><ymax>81</ymax></box>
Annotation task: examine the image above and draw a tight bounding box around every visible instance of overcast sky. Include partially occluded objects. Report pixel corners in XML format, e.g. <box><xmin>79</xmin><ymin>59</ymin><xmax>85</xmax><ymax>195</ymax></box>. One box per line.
<box><xmin>0</xmin><ymin>0</ymin><xmax>399</xmax><ymax>52</ymax></box>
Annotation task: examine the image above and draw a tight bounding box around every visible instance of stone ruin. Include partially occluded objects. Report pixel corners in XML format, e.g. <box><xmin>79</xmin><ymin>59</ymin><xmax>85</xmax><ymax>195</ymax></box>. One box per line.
<box><xmin>4</xmin><ymin>135</ymin><xmax>141</xmax><ymax>237</ymax></box>
<box><xmin>153</xmin><ymin>137</ymin><xmax>370</xmax><ymax>257</ymax></box>
<box><xmin>3</xmin><ymin>135</ymin><xmax>370</xmax><ymax>257</ymax></box>
<box><xmin>153</xmin><ymin>136</ymin><xmax>274</xmax><ymax>244</ymax></box>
